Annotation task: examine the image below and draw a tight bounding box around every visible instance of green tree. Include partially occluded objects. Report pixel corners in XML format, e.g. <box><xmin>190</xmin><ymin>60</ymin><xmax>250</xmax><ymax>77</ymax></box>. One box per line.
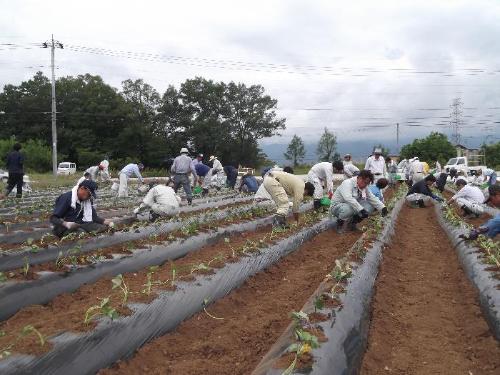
<box><xmin>316</xmin><ymin>127</ymin><xmax>337</xmax><ymax>161</ymax></box>
<box><xmin>284</xmin><ymin>135</ymin><xmax>305</xmax><ymax>167</ymax></box>
<box><xmin>481</xmin><ymin>141</ymin><xmax>500</xmax><ymax>169</ymax></box>
<box><xmin>400</xmin><ymin>132</ymin><xmax>455</xmax><ymax>165</ymax></box>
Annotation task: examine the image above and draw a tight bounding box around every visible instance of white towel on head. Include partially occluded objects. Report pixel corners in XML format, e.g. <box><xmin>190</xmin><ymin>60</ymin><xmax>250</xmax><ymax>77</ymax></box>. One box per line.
<box><xmin>71</xmin><ymin>185</ymin><xmax>93</xmax><ymax>222</ymax></box>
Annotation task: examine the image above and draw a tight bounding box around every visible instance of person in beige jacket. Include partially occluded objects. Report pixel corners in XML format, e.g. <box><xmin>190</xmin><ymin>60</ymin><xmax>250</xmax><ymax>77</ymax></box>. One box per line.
<box><xmin>263</xmin><ymin>171</ymin><xmax>315</xmax><ymax>228</ymax></box>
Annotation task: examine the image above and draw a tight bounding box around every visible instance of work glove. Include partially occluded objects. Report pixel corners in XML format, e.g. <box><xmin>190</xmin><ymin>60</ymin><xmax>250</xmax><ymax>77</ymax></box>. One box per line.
<box><xmin>459</xmin><ymin>227</ymin><xmax>487</xmax><ymax>241</ymax></box>
<box><xmin>434</xmin><ymin>196</ymin><xmax>444</xmax><ymax>203</ymax></box>
<box><xmin>381</xmin><ymin>207</ymin><xmax>388</xmax><ymax>217</ymax></box>
<box><xmin>359</xmin><ymin>209</ymin><xmax>369</xmax><ymax>219</ymax></box>
<box><xmin>104</xmin><ymin>219</ymin><xmax>115</xmax><ymax>228</ymax></box>
<box><xmin>62</xmin><ymin>221</ymin><xmax>79</xmax><ymax>230</ymax></box>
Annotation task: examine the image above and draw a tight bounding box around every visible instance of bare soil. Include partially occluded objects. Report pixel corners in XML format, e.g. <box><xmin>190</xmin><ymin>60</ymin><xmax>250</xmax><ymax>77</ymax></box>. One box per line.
<box><xmin>99</xmin><ymin>229</ymin><xmax>360</xmax><ymax>375</ymax></box>
<box><xmin>360</xmin><ymin>204</ymin><xmax>500</xmax><ymax>375</ymax></box>
<box><xmin>0</xmin><ymin>212</ymin><xmax>321</xmax><ymax>358</ymax></box>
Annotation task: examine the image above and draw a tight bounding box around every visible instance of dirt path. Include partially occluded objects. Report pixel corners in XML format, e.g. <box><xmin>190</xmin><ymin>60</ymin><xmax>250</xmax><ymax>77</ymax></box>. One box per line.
<box><xmin>361</xmin><ymin>205</ymin><xmax>500</xmax><ymax>375</ymax></box>
<box><xmin>100</xmin><ymin>229</ymin><xmax>359</xmax><ymax>375</ymax></box>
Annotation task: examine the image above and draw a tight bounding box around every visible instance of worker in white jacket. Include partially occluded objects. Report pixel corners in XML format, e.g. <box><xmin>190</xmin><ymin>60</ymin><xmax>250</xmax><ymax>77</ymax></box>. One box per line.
<box><xmin>202</xmin><ymin>155</ymin><xmax>224</xmax><ymax>195</ymax></box>
<box><xmin>447</xmin><ymin>178</ymin><xmax>485</xmax><ymax>217</ymax></box>
<box><xmin>330</xmin><ymin>170</ymin><xmax>388</xmax><ymax>233</ymax></box>
<box><xmin>307</xmin><ymin>162</ymin><xmax>334</xmax><ymax>210</ymax></box>
<box><xmin>333</xmin><ymin>161</ymin><xmax>359</xmax><ymax>180</ymax></box>
<box><xmin>364</xmin><ymin>148</ymin><xmax>387</xmax><ymax>182</ymax></box>
<box><xmin>409</xmin><ymin>157</ymin><xmax>425</xmax><ymax>185</ymax></box>
<box><xmin>133</xmin><ymin>184</ymin><xmax>181</xmax><ymax>221</ymax></box>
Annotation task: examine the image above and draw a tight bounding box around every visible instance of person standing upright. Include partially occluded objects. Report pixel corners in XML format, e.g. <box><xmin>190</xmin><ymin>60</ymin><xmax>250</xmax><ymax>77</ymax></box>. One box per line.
<box><xmin>171</xmin><ymin>147</ymin><xmax>193</xmax><ymax>205</ymax></box>
<box><xmin>4</xmin><ymin>143</ymin><xmax>25</xmax><ymax>198</ymax></box>
<box><xmin>364</xmin><ymin>148</ymin><xmax>387</xmax><ymax>183</ymax></box>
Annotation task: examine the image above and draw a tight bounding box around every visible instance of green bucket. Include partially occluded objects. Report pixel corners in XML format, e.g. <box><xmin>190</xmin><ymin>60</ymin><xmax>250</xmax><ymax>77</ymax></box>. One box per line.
<box><xmin>320</xmin><ymin>197</ymin><xmax>331</xmax><ymax>206</ymax></box>
<box><xmin>193</xmin><ymin>186</ymin><xmax>203</xmax><ymax>195</ymax></box>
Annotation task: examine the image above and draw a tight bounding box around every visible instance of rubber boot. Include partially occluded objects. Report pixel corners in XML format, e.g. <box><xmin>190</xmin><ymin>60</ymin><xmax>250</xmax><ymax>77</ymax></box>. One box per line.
<box><xmin>335</xmin><ymin>219</ymin><xmax>346</xmax><ymax>234</ymax></box>
<box><xmin>417</xmin><ymin>199</ymin><xmax>426</xmax><ymax>208</ymax></box>
<box><xmin>149</xmin><ymin>210</ymin><xmax>161</xmax><ymax>222</ymax></box>
<box><xmin>202</xmin><ymin>188</ymin><xmax>209</xmax><ymax>197</ymax></box>
<box><xmin>313</xmin><ymin>199</ymin><xmax>321</xmax><ymax>210</ymax></box>
<box><xmin>349</xmin><ymin>214</ymin><xmax>363</xmax><ymax>232</ymax></box>
<box><xmin>272</xmin><ymin>214</ymin><xmax>289</xmax><ymax>229</ymax></box>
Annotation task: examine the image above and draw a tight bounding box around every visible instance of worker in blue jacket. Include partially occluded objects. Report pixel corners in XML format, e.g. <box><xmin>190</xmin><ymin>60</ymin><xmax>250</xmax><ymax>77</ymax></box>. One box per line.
<box><xmin>4</xmin><ymin>143</ymin><xmax>25</xmax><ymax>198</ymax></box>
<box><xmin>461</xmin><ymin>185</ymin><xmax>500</xmax><ymax>240</ymax></box>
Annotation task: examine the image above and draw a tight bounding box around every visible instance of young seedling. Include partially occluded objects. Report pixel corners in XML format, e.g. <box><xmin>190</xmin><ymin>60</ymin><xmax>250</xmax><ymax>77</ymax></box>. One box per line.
<box><xmin>190</xmin><ymin>263</ymin><xmax>211</xmax><ymax>274</ymax></box>
<box><xmin>84</xmin><ymin>297</ymin><xmax>119</xmax><ymax>324</ymax></box>
<box><xmin>112</xmin><ymin>274</ymin><xmax>130</xmax><ymax>304</ymax></box>
<box><xmin>202</xmin><ymin>298</ymin><xmax>224</xmax><ymax>320</ymax></box>
<box><xmin>224</xmin><ymin>237</ymin><xmax>237</xmax><ymax>258</ymax></box>
<box><xmin>0</xmin><ymin>272</ymin><xmax>7</xmax><ymax>282</ymax></box>
<box><xmin>170</xmin><ymin>262</ymin><xmax>176</xmax><ymax>288</ymax></box>
<box><xmin>313</xmin><ymin>295</ymin><xmax>324</xmax><ymax>313</ymax></box>
<box><xmin>22</xmin><ymin>257</ymin><xmax>30</xmax><ymax>278</ymax></box>
<box><xmin>142</xmin><ymin>266</ymin><xmax>159</xmax><ymax>295</ymax></box>
<box><xmin>0</xmin><ymin>325</ymin><xmax>45</xmax><ymax>360</ymax></box>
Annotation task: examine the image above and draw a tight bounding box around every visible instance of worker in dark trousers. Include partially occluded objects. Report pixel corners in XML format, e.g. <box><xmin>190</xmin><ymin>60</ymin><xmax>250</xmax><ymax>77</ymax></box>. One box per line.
<box><xmin>224</xmin><ymin>164</ymin><xmax>238</xmax><ymax>189</ymax></box>
<box><xmin>4</xmin><ymin>143</ymin><xmax>25</xmax><ymax>198</ymax></box>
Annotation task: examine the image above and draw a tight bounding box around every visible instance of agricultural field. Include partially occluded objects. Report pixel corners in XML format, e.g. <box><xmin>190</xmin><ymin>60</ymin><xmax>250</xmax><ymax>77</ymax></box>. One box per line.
<box><xmin>0</xmin><ymin>181</ymin><xmax>498</xmax><ymax>375</ymax></box>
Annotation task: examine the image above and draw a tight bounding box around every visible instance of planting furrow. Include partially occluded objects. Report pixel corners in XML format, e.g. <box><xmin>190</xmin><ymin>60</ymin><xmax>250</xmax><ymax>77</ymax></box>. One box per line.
<box><xmin>360</xmin><ymin>205</ymin><xmax>499</xmax><ymax>374</ymax></box>
<box><xmin>250</xmin><ymin>191</ymin><xmax>406</xmax><ymax>375</ymax></box>
<box><xmin>0</xmin><ymin>208</ymin><xmax>278</xmax><ymax>321</ymax></box>
<box><xmin>0</xmin><ymin>209</ymin><xmax>323</xmax><ymax>374</ymax></box>
<box><xmin>435</xmin><ymin>203</ymin><xmax>500</xmax><ymax>340</ymax></box>
<box><xmin>0</xmin><ymin>196</ymin><xmax>255</xmax><ymax>271</ymax></box>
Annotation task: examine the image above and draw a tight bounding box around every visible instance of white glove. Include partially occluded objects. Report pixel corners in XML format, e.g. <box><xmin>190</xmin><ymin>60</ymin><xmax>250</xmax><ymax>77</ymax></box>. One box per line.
<box><xmin>63</xmin><ymin>221</ymin><xmax>79</xmax><ymax>229</ymax></box>
<box><xmin>133</xmin><ymin>207</ymin><xmax>140</xmax><ymax>214</ymax></box>
<box><xmin>103</xmin><ymin>219</ymin><xmax>115</xmax><ymax>227</ymax></box>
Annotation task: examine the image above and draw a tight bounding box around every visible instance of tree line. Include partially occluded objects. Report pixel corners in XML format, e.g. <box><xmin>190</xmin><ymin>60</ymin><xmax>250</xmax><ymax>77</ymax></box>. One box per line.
<box><xmin>0</xmin><ymin>72</ymin><xmax>285</xmax><ymax>171</ymax></box>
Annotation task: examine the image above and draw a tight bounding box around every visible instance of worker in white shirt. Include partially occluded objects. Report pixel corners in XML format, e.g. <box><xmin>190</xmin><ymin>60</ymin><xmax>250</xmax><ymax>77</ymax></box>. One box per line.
<box><xmin>435</xmin><ymin>161</ymin><xmax>442</xmax><ymax>174</ymax></box>
<box><xmin>330</xmin><ymin>170</ymin><xmax>388</xmax><ymax>234</ymax></box>
<box><xmin>118</xmin><ymin>163</ymin><xmax>144</xmax><ymax>198</ymax></box>
<box><xmin>483</xmin><ymin>168</ymin><xmax>498</xmax><ymax>186</ymax></box>
<box><xmin>364</xmin><ymin>148</ymin><xmax>387</xmax><ymax>183</ymax></box>
<box><xmin>85</xmin><ymin>164</ymin><xmax>109</xmax><ymax>182</ymax></box>
<box><xmin>133</xmin><ymin>183</ymin><xmax>181</xmax><ymax>221</ymax></box>
<box><xmin>447</xmin><ymin>178</ymin><xmax>485</xmax><ymax>217</ymax></box>
<box><xmin>307</xmin><ymin>162</ymin><xmax>334</xmax><ymax>210</ymax></box>
<box><xmin>333</xmin><ymin>160</ymin><xmax>359</xmax><ymax>179</ymax></box>
<box><xmin>409</xmin><ymin>157</ymin><xmax>425</xmax><ymax>185</ymax></box>
<box><xmin>263</xmin><ymin>171</ymin><xmax>315</xmax><ymax>228</ymax></box>
<box><xmin>471</xmin><ymin>169</ymin><xmax>485</xmax><ymax>186</ymax></box>
<box><xmin>343</xmin><ymin>154</ymin><xmax>353</xmax><ymax>165</ymax></box>
<box><xmin>202</xmin><ymin>155</ymin><xmax>224</xmax><ymax>195</ymax></box>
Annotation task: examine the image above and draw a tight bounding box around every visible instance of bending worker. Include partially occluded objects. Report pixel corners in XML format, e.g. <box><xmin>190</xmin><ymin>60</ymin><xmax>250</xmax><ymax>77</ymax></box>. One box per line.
<box><xmin>333</xmin><ymin>160</ymin><xmax>359</xmax><ymax>179</ymax></box>
<box><xmin>263</xmin><ymin>170</ymin><xmax>315</xmax><ymax>228</ymax></box>
<box><xmin>171</xmin><ymin>147</ymin><xmax>193</xmax><ymax>205</ymax></box>
<box><xmin>202</xmin><ymin>155</ymin><xmax>223</xmax><ymax>195</ymax></box>
<box><xmin>330</xmin><ymin>170</ymin><xmax>387</xmax><ymax>234</ymax></box>
<box><xmin>118</xmin><ymin>162</ymin><xmax>144</xmax><ymax>197</ymax></box>
<box><xmin>134</xmin><ymin>183</ymin><xmax>181</xmax><ymax>221</ymax></box>
<box><xmin>460</xmin><ymin>185</ymin><xmax>500</xmax><ymax>240</ymax></box>
<box><xmin>405</xmin><ymin>174</ymin><xmax>443</xmax><ymax>207</ymax></box>
<box><xmin>447</xmin><ymin>178</ymin><xmax>485</xmax><ymax>217</ymax></box>
<box><xmin>50</xmin><ymin>180</ymin><xmax>113</xmax><ymax>238</ymax></box>
<box><xmin>239</xmin><ymin>171</ymin><xmax>259</xmax><ymax>193</ymax></box>
<box><xmin>307</xmin><ymin>161</ymin><xmax>334</xmax><ymax>210</ymax></box>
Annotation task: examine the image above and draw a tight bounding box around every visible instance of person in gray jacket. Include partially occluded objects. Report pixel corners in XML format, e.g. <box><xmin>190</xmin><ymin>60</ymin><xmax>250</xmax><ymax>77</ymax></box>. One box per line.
<box><xmin>330</xmin><ymin>169</ymin><xmax>387</xmax><ymax>233</ymax></box>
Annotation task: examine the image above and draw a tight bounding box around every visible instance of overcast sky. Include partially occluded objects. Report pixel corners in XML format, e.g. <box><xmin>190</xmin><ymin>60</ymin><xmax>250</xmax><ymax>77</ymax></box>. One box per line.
<box><xmin>1</xmin><ymin>0</ymin><xmax>499</xmax><ymax>151</ymax></box>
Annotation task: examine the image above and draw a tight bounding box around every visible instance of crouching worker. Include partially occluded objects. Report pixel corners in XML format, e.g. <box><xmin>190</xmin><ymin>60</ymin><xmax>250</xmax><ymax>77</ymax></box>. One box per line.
<box><xmin>447</xmin><ymin>178</ymin><xmax>485</xmax><ymax>217</ymax></box>
<box><xmin>405</xmin><ymin>174</ymin><xmax>444</xmax><ymax>208</ymax></box>
<box><xmin>134</xmin><ymin>184</ymin><xmax>181</xmax><ymax>221</ymax></box>
<box><xmin>460</xmin><ymin>185</ymin><xmax>500</xmax><ymax>240</ymax></box>
<box><xmin>263</xmin><ymin>171</ymin><xmax>315</xmax><ymax>228</ymax></box>
<box><xmin>50</xmin><ymin>180</ymin><xmax>113</xmax><ymax>238</ymax></box>
<box><xmin>330</xmin><ymin>170</ymin><xmax>388</xmax><ymax>234</ymax></box>
<box><xmin>307</xmin><ymin>162</ymin><xmax>334</xmax><ymax>210</ymax></box>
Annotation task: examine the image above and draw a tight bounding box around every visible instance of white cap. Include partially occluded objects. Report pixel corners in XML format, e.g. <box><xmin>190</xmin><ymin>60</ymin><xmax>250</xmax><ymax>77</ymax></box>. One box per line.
<box><xmin>209</xmin><ymin>155</ymin><xmax>217</xmax><ymax>161</ymax></box>
<box><xmin>374</xmin><ymin>148</ymin><xmax>382</xmax><ymax>154</ymax></box>
<box><xmin>180</xmin><ymin>147</ymin><xmax>189</xmax><ymax>154</ymax></box>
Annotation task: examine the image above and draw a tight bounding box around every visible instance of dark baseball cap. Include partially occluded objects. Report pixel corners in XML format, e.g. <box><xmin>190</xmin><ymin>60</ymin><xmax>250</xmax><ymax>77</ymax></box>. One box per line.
<box><xmin>78</xmin><ymin>180</ymin><xmax>98</xmax><ymax>198</ymax></box>
<box><xmin>484</xmin><ymin>184</ymin><xmax>499</xmax><ymax>204</ymax></box>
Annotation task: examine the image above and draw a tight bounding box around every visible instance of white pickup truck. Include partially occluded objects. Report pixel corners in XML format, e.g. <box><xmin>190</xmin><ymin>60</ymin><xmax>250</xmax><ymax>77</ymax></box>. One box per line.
<box><xmin>443</xmin><ymin>157</ymin><xmax>485</xmax><ymax>176</ymax></box>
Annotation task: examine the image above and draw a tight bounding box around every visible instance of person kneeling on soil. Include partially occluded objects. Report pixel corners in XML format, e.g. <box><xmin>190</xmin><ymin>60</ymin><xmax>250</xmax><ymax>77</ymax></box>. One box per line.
<box><xmin>239</xmin><ymin>171</ymin><xmax>259</xmax><ymax>193</ymax></box>
<box><xmin>330</xmin><ymin>170</ymin><xmax>388</xmax><ymax>234</ymax></box>
<box><xmin>405</xmin><ymin>174</ymin><xmax>444</xmax><ymax>208</ymax></box>
<box><xmin>460</xmin><ymin>185</ymin><xmax>500</xmax><ymax>240</ymax></box>
<box><xmin>447</xmin><ymin>178</ymin><xmax>485</xmax><ymax>218</ymax></box>
<box><xmin>262</xmin><ymin>171</ymin><xmax>315</xmax><ymax>229</ymax></box>
<box><xmin>50</xmin><ymin>180</ymin><xmax>113</xmax><ymax>238</ymax></box>
<box><xmin>307</xmin><ymin>161</ymin><xmax>334</xmax><ymax>210</ymax></box>
<box><xmin>368</xmin><ymin>177</ymin><xmax>388</xmax><ymax>203</ymax></box>
<box><xmin>134</xmin><ymin>183</ymin><xmax>181</xmax><ymax>221</ymax></box>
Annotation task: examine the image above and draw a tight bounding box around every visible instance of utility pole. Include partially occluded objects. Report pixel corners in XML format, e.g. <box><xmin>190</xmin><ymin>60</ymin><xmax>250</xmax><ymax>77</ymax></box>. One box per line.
<box><xmin>42</xmin><ymin>35</ymin><xmax>63</xmax><ymax>176</ymax></box>
<box><xmin>449</xmin><ymin>98</ymin><xmax>463</xmax><ymax>146</ymax></box>
<box><xmin>396</xmin><ymin>122</ymin><xmax>400</xmax><ymax>154</ymax></box>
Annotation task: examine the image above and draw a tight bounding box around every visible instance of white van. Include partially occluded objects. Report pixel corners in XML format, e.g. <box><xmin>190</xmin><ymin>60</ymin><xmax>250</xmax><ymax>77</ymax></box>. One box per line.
<box><xmin>57</xmin><ymin>162</ymin><xmax>77</xmax><ymax>175</ymax></box>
